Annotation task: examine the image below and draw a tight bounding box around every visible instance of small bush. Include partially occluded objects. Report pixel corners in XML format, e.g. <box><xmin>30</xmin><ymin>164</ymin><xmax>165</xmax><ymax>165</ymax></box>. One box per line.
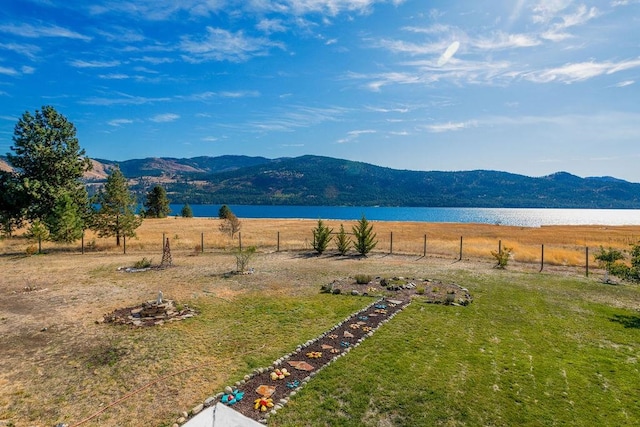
<box><xmin>416</xmin><ymin>287</ymin><xmax>425</xmax><ymax>295</ymax></box>
<box><xmin>133</xmin><ymin>257</ymin><xmax>153</xmax><ymax>269</ymax></box>
<box><xmin>25</xmin><ymin>245</ymin><xmax>38</xmax><ymax>256</ymax></box>
<box><xmin>354</xmin><ymin>274</ymin><xmax>372</xmax><ymax>284</ymax></box>
<box><xmin>491</xmin><ymin>247</ymin><xmax>513</xmax><ymax>269</ymax></box>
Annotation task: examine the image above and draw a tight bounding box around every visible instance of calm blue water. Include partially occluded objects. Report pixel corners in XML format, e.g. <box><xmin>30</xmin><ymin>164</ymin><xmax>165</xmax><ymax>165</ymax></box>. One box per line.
<box><xmin>169</xmin><ymin>205</ymin><xmax>640</xmax><ymax>227</ymax></box>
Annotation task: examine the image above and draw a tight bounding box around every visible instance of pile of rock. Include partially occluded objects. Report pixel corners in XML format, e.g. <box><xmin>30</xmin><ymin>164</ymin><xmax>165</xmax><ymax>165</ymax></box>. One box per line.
<box><xmin>99</xmin><ymin>299</ymin><xmax>196</xmax><ymax>327</ymax></box>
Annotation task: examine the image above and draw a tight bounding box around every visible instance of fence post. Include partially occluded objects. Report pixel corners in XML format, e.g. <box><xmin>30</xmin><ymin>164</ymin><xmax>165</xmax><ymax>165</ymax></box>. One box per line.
<box><xmin>123</xmin><ymin>234</ymin><xmax>126</xmax><ymax>254</ymax></box>
<box><xmin>163</xmin><ymin>233</ymin><xmax>165</xmax><ymax>252</ymax></box>
<box><xmin>239</xmin><ymin>232</ymin><xmax>242</xmax><ymax>251</ymax></box>
<box><xmin>498</xmin><ymin>239</ymin><xmax>502</xmax><ymax>255</ymax></box>
<box><xmin>423</xmin><ymin>234</ymin><xmax>427</xmax><ymax>257</ymax></box>
<box><xmin>585</xmin><ymin>246</ymin><xmax>589</xmax><ymax>277</ymax></box>
<box><xmin>277</xmin><ymin>231</ymin><xmax>280</xmax><ymax>252</ymax></box>
<box><xmin>201</xmin><ymin>232</ymin><xmax>204</xmax><ymax>253</ymax></box>
<box><xmin>540</xmin><ymin>244</ymin><xmax>544</xmax><ymax>272</ymax></box>
<box><xmin>459</xmin><ymin>236</ymin><xmax>463</xmax><ymax>261</ymax></box>
<box><xmin>390</xmin><ymin>231</ymin><xmax>393</xmax><ymax>254</ymax></box>
<box><xmin>81</xmin><ymin>231</ymin><xmax>84</xmax><ymax>255</ymax></box>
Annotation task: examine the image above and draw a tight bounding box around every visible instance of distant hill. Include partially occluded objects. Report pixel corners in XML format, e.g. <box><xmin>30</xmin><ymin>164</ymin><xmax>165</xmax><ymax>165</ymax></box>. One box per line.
<box><xmin>3</xmin><ymin>154</ymin><xmax>640</xmax><ymax>208</ymax></box>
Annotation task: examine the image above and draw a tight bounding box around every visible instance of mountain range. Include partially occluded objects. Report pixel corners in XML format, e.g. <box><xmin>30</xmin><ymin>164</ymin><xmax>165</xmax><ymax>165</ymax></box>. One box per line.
<box><xmin>2</xmin><ymin>154</ymin><xmax>639</xmax><ymax>208</ymax></box>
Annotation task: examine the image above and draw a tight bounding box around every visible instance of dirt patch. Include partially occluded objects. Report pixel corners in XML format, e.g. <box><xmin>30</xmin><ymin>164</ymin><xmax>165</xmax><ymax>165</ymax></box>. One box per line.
<box><xmin>100</xmin><ymin>299</ymin><xmax>197</xmax><ymax>327</ymax></box>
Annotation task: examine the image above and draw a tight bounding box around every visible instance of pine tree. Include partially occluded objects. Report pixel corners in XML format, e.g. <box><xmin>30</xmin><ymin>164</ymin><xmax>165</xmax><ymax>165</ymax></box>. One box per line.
<box><xmin>5</xmin><ymin>106</ymin><xmax>92</xmax><ymax>231</ymax></box>
<box><xmin>312</xmin><ymin>219</ymin><xmax>333</xmax><ymax>254</ymax></box>
<box><xmin>352</xmin><ymin>215</ymin><xmax>377</xmax><ymax>256</ymax></box>
<box><xmin>48</xmin><ymin>193</ymin><xmax>84</xmax><ymax>243</ymax></box>
<box><xmin>181</xmin><ymin>203</ymin><xmax>193</xmax><ymax>218</ymax></box>
<box><xmin>335</xmin><ymin>224</ymin><xmax>351</xmax><ymax>255</ymax></box>
<box><xmin>144</xmin><ymin>185</ymin><xmax>171</xmax><ymax>218</ymax></box>
<box><xmin>90</xmin><ymin>168</ymin><xmax>142</xmax><ymax>246</ymax></box>
<box><xmin>219</xmin><ymin>204</ymin><xmax>232</xmax><ymax>219</ymax></box>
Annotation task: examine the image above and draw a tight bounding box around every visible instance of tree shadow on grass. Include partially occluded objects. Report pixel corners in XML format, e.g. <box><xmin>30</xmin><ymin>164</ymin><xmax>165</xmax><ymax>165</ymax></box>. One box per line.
<box><xmin>611</xmin><ymin>314</ymin><xmax>640</xmax><ymax>329</ymax></box>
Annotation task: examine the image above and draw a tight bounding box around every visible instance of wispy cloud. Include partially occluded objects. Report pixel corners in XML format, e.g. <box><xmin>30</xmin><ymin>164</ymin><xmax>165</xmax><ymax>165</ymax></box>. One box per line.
<box><xmin>0</xmin><ymin>42</ymin><xmax>41</xmax><ymax>60</ymax></box>
<box><xmin>614</xmin><ymin>80</ymin><xmax>635</xmax><ymax>87</ymax></box>
<box><xmin>425</xmin><ymin>120</ymin><xmax>477</xmax><ymax>133</ymax></box>
<box><xmin>98</xmin><ymin>73</ymin><xmax>129</xmax><ymax>79</ymax></box>
<box><xmin>0</xmin><ymin>23</ymin><xmax>90</xmax><ymax>41</ymax></box>
<box><xmin>337</xmin><ymin>129</ymin><xmax>376</xmax><ymax>143</ymax></box>
<box><xmin>525</xmin><ymin>58</ymin><xmax>640</xmax><ymax>83</ymax></box>
<box><xmin>108</xmin><ymin>118</ymin><xmax>134</xmax><ymax>126</ymax></box>
<box><xmin>180</xmin><ymin>27</ymin><xmax>283</xmax><ymax>63</ymax></box>
<box><xmin>69</xmin><ymin>59</ymin><xmax>121</xmax><ymax>68</ymax></box>
<box><xmin>0</xmin><ymin>66</ymin><xmax>19</xmax><ymax>76</ymax></box>
<box><xmin>80</xmin><ymin>93</ymin><xmax>171</xmax><ymax>105</ymax></box>
<box><xmin>150</xmin><ymin>113</ymin><xmax>180</xmax><ymax>123</ymax></box>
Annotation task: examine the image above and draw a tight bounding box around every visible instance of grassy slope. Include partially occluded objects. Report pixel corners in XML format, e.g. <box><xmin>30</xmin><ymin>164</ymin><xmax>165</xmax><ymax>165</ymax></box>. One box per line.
<box><xmin>270</xmin><ymin>270</ymin><xmax>640</xmax><ymax>427</ymax></box>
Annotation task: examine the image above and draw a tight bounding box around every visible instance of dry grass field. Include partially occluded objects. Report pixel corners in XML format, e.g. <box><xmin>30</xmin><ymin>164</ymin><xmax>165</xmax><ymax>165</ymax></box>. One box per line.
<box><xmin>1</xmin><ymin>218</ymin><xmax>640</xmax><ymax>426</ymax></box>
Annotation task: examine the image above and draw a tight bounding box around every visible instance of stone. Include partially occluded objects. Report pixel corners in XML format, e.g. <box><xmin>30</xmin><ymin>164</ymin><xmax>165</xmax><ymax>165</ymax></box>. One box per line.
<box><xmin>224</xmin><ymin>386</ymin><xmax>234</xmax><ymax>394</ymax></box>
<box><xmin>191</xmin><ymin>403</ymin><xmax>204</xmax><ymax>415</ymax></box>
<box><xmin>256</xmin><ymin>384</ymin><xmax>276</xmax><ymax>397</ymax></box>
<box><xmin>204</xmin><ymin>396</ymin><xmax>215</xmax><ymax>407</ymax></box>
<box><xmin>351</xmin><ymin>290</ymin><xmax>360</xmax><ymax>296</ymax></box>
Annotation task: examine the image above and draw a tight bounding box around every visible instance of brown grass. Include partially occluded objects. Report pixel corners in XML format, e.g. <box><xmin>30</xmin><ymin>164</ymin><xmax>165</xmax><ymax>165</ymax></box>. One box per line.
<box><xmin>3</xmin><ymin>218</ymin><xmax>639</xmax><ymax>268</ymax></box>
<box><xmin>1</xmin><ymin>218</ymin><xmax>640</xmax><ymax>426</ymax></box>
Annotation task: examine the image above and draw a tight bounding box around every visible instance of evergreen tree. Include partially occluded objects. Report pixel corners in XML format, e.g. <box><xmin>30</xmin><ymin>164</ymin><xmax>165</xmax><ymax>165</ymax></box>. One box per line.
<box><xmin>352</xmin><ymin>215</ymin><xmax>377</xmax><ymax>256</ymax></box>
<box><xmin>181</xmin><ymin>203</ymin><xmax>193</xmax><ymax>218</ymax></box>
<box><xmin>144</xmin><ymin>185</ymin><xmax>171</xmax><ymax>218</ymax></box>
<box><xmin>312</xmin><ymin>219</ymin><xmax>333</xmax><ymax>254</ymax></box>
<box><xmin>48</xmin><ymin>193</ymin><xmax>84</xmax><ymax>243</ymax></box>
<box><xmin>25</xmin><ymin>219</ymin><xmax>49</xmax><ymax>253</ymax></box>
<box><xmin>6</xmin><ymin>106</ymin><xmax>92</xmax><ymax>230</ymax></box>
<box><xmin>335</xmin><ymin>224</ymin><xmax>351</xmax><ymax>255</ymax></box>
<box><xmin>219</xmin><ymin>204</ymin><xmax>232</xmax><ymax>219</ymax></box>
<box><xmin>90</xmin><ymin>168</ymin><xmax>142</xmax><ymax>246</ymax></box>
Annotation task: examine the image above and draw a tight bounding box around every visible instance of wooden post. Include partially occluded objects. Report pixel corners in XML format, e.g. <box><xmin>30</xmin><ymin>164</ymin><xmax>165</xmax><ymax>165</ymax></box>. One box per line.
<box><xmin>498</xmin><ymin>239</ymin><xmax>502</xmax><ymax>255</ymax></box>
<box><xmin>459</xmin><ymin>236</ymin><xmax>463</xmax><ymax>261</ymax></box>
<box><xmin>123</xmin><ymin>234</ymin><xmax>126</xmax><ymax>254</ymax></box>
<box><xmin>540</xmin><ymin>244</ymin><xmax>544</xmax><ymax>272</ymax></box>
<box><xmin>586</xmin><ymin>246</ymin><xmax>589</xmax><ymax>277</ymax></box>
<box><xmin>81</xmin><ymin>231</ymin><xmax>84</xmax><ymax>254</ymax></box>
<box><xmin>390</xmin><ymin>231</ymin><xmax>393</xmax><ymax>254</ymax></box>
<box><xmin>239</xmin><ymin>232</ymin><xmax>242</xmax><ymax>251</ymax></box>
<box><xmin>163</xmin><ymin>233</ymin><xmax>165</xmax><ymax>252</ymax></box>
<box><xmin>423</xmin><ymin>234</ymin><xmax>427</xmax><ymax>257</ymax></box>
<box><xmin>277</xmin><ymin>231</ymin><xmax>280</xmax><ymax>252</ymax></box>
<box><xmin>201</xmin><ymin>232</ymin><xmax>204</xmax><ymax>253</ymax></box>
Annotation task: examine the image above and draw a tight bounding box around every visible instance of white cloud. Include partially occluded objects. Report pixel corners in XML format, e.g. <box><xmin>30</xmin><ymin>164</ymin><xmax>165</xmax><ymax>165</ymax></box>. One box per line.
<box><xmin>0</xmin><ymin>66</ymin><xmax>19</xmax><ymax>76</ymax></box>
<box><xmin>614</xmin><ymin>80</ymin><xmax>635</xmax><ymax>87</ymax></box>
<box><xmin>437</xmin><ymin>41</ymin><xmax>460</xmax><ymax>66</ymax></box>
<box><xmin>426</xmin><ymin>120</ymin><xmax>477</xmax><ymax>133</ymax></box>
<box><xmin>69</xmin><ymin>59</ymin><xmax>121</xmax><ymax>68</ymax></box>
<box><xmin>0</xmin><ymin>42</ymin><xmax>41</xmax><ymax>60</ymax></box>
<box><xmin>256</xmin><ymin>18</ymin><xmax>287</xmax><ymax>34</ymax></box>
<box><xmin>337</xmin><ymin>129</ymin><xmax>376</xmax><ymax>143</ymax></box>
<box><xmin>0</xmin><ymin>23</ymin><xmax>90</xmax><ymax>41</ymax></box>
<box><xmin>81</xmin><ymin>93</ymin><xmax>171</xmax><ymax>106</ymax></box>
<box><xmin>526</xmin><ymin>58</ymin><xmax>640</xmax><ymax>83</ymax></box>
<box><xmin>108</xmin><ymin>118</ymin><xmax>134</xmax><ymax>126</ymax></box>
<box><xmin>21</xmin><ymin>66</ymin><xmax>35</xmax><ymax>74</ymax></box>
<box><xmin>150</xmin><ymin>113</ymin><xmax>180</xmax><ymax>123</ymax></box>
<box><xmin>98</xmin><ymin>73</ymin><xmax>129</xmax><ymax>79</ymax></box>
<box><xmin>180</xmin><ymin>27</ymin><xmax>283</xmax><ymax>62</ymax></box>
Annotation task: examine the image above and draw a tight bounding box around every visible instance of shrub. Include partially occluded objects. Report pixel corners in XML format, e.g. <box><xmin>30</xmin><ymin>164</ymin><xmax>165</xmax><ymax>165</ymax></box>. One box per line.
<box><xmin>133</xmin><ymin>257</ymin><xmax>152</xmax><ymax>269</ymax></box>
<box><xmin>181</xmin><ymin>204</ymin><xmax>194</xmax><ymax>218</ymax></box>
<box><xmin>416</xmin><ymin>287</ymin><xmax>426</xmax><ymax>295</ymax></box>
<box><xmin>491</xmin><ymin>246</ymin><xmax>513</xmax><ymax>269</ymax></box>
<box><xmin>235</xmin><ymin>246</ymin><xmax>256</xmax><ymax>273</ymax></box>
<box><xmin>25</xmin><ymin>244</ymin><xmax>38</xmax><ymax>256</ymax></box>
<box><xmin>354</xmin><ymin>274</ymin><xmax>372</xmax><ymax>284</ymax></box>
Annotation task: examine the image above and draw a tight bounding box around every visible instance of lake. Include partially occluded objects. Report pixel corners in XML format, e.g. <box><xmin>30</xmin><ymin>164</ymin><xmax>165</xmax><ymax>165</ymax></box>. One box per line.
<box><xmin>169</xmin><ymin>205</ymin><xmax>640</xmax><ymax>227</ymax></box>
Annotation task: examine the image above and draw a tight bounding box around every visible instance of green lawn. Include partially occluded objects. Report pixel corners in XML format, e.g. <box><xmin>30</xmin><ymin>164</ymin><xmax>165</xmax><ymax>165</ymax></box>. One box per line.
<box><xmin>269</xmin><ymin>270</ymin><xmax>640</xmax><ymax>427</ymax></box>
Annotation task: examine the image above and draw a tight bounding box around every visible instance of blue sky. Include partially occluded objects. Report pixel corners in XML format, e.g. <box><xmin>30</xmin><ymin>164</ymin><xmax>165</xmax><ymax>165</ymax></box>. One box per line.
<box><xmin>1</xmin><ymin>1</ymin><xmax>640</xmax><ymax>182</ymax></box>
